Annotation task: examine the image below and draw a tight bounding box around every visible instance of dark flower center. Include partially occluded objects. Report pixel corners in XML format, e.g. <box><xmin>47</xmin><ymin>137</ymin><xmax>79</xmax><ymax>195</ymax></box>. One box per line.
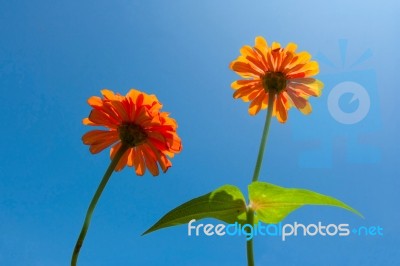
<box><xmin>118</xmin><ymin>123</ymin><xmax>147</xmax><ymax>147</ymax></box>
<box><xmin>262</xmin><ymin>72</ymin><xmax>287</xmax><ymax>94</ymax></box>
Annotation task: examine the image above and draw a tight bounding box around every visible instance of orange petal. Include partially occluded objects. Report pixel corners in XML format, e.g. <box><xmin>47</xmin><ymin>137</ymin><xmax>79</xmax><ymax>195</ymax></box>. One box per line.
<box><xmin>285</xmin><ymin>90</ymin><xmax>312</xmax><ymax>114</ymax></box>
<box><xmin>255</xmin><ymin>36</ymin><xmax>268</xmax><ymax>52</ymax></box>
<box><xmin>109</xmin><ymin>99</ymin><xmax>129</xmax><ymax>122</ymax></box>
<box><xmin>271</xmin><ymin>42</ymin><xmax>281</xmax><ymax>50</ymax></box>
<box><xmin>147</xmin><ymin>142</ymin><xmax>172</xmax><ymax>172</ymax></box>
<box><xmin>142</xmin><ymin>145</ymin><xmax>159</xmax><ymax>176</ymax></box>
<box><xmin>285</xmin><ymin>62</ymin><xmax>306</xmax><ymax>76</ymax></box>
<box><xmin>240</xmin><ymin>45</ymin><xmax>256</xmax><ymax>58</ymax></box>
<box><xmin>98</xmin><ymin>101</ymin><xmax>122</xmax><ymax>123</ymax></box>
<box><xmin>88</xmin><ymin>109</ymin><xmax>119</xmax><ymax>128</ymax></box>
<box><xmin>295</xmin><ymin>51</ymin><xmax>312</xmax><ymax>64</ymax></box>
<box><xmin>303</xmin><ymin>61</ymin><xmax>320</xmax><ymax>76</ymax></box>
<box><xmin>275</xmin><ymin>95</ymin><xmax>288</xmax><ymax>123</ymax></box>
<box><xmin>231</xmin><ymin>61</ymin><xmax>264</xmax><ymax>77</ymax></box>
<box><xmin>240</xmin><ymin>46</ymin><xmax>267</xmax><ymax>74</ymax></box>
<box><xmin>289</xmin><ymin>77</ymin><xmax>319</xmax><ymax>84</ymax></box>
<box><xmin>135</xmin><ymin>109</ymin><xmax>153</xmax><ymax>126</ymax></box>
<box><xmin>87</xmin><ymin>96</ymin><xmax>103</xmax><ymax>108</ymax></box>
<box><xmin>243</xmin><ymin>88</ymin><xmax>263</xmax><ymax>103</ymax></box>
<box><xmin>110</xmin><ymin>142</ymin><xmax>122</xmax><ymax>160</ymax></box>
<box><xmin>167</xmin><ymin>135</ymin><xmax>182</xmax><ymax>154</ymax></box>
<box><xmin>82</xmin><ymin>129</ymin><xmax>118</xmax><ymax>144</ymax></box>
<box><xmin>285</xmin><ymin>43</ymin><xmax>297</xmax><ymax>53</ymax></box>
<box><xmin>101</xmin><ymin>89</ymin><xmax>117</xmax><ymax>100</ymax></box>
<box><xmin>248</xmin><ymin>93</ymin><xmax>266</xmax><ymax>115</ymax></box>
<box><xmin>158</xmin><ymin>153</ymin><xmax>172</xmax><ymax>173</ymax></box>
<box><xmin>288</xmin><ymin>81</ymin><xmax>323</xmax><ymax>97</ymax></box>
<box><xmin>126</xmin><ymin>89</ymin><xmax>141</xmax><ymax>100</ymax></box>
<box><xmin>89</xmin><ymin>140</ymin><xmax>117</xmax><ymax>154</ymax></box>
<box><xmin>133</xmin><ymin>147</ymin><xmax>146</xmax><ymax>176</ymax></box>
<box><xmin>231</xmin><ymin>80</ymin><xmax>259</xmax><ymax>90</ymax></box>
<box><xmin>147</xmin><ymin>131</ymin><xmax>166</xmax><ymax>143</ymax></box>
<box><xmin>114</xmin><ymin>147</ymin><xmax>130</xmax><ymax>171</ymax></box>
<box><xmin>127</xmin><ymin>148</ymin><xmax>135</xmax><ymax>167</ymax></box>
<box><xmin>83</xmin><ymin>117</ymin><xmax>96</xmax><ymax>125</ymax></box>
<box><xmin>279</xmin><ymin>51</ymin><xmax>294</xmax><ymax>72</ymax></box>
<box><xmin>246</xmin><ymin>56</ymin><xmax>266</xmax><ymax>75</ymax></box>
<box><xmin>301</xmin><ymin>102</ymin><xmax>312</xmax><ymax>114</ymax></box>
<box><xmin>233</xmin><ymin>84</ymin><xmax>261</xmax><ymax>100</ymax></box>
<box><xmin>266</xmin><ymin>51</ymin><xmax>276</xmax><ymax>71</ymax></box>
<box><xmin>261</xmin><ymin>93</ymin><xmax>270</xmax><ymax>109</ymax></box>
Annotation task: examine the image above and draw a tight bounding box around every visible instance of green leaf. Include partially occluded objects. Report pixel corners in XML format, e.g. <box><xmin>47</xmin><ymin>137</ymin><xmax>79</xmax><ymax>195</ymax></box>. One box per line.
<box><xmin>248</xmin><ymin>182</ymin><xmax>363</xmax><ymax>224</ymax></box>
<box><xmin>143</xmin><ymin>185</ymin><xmax>247</xmax><ymax>235</ymax></box>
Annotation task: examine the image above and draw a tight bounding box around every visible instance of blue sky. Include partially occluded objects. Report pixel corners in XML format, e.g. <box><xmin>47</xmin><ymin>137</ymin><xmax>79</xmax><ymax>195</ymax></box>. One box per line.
<box><xmin>1</xmin><ymin>0</ymin><xmax>399</xmax><ymax>265</ymax></box>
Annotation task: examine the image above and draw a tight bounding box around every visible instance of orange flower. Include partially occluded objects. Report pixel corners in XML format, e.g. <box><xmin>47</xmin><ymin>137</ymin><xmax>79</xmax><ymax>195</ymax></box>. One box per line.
<box><xmin>230</xmin><ymin>36</ymin><xmax>323</xmax><ymax>123</ymax></box>
<box><xmin>82</xmin><ymin>89</ymin><xmax>182</xmax><ymax>176</ymax></box>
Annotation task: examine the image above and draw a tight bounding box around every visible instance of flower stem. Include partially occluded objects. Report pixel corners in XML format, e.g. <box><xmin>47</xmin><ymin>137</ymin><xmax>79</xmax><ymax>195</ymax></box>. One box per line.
<box><xmin>246</xmin><ymin>209</ymin><xmax>255</xmax><ymax>266</ymax></box>
<box><xmin>247</xmin><ymin>94</ymin><xmax>275</xmax><ymax>266</ymax></box>
<box><xmin>71</xmin><ymin>144</ymin><xmax>129</xmax><ymax>266</ymax></box>
<box><xmin>251</xmin><ymin>94</ymin><xmax>275</xmax><ymax>183</ymax></box>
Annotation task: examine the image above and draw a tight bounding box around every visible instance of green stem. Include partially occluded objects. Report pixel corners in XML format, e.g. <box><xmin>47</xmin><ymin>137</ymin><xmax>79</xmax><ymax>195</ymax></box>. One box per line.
<box><xmin>251</xmin><ymin>94</ymin><xmax>275</xmax><ymax>182</ymax></box>
<box><xmin>246</xmin><ymin>209</ymin><xmax>255</xmax><ymax>266</ymax></box>
<box><xmin>71</xmin><ymin>144</ymin><xmax>129</xmax><ymax>266</ymax></box>
<box><xmin>247</xmin><ymin>94</ymin><xmax>275</xmax><ymax>266</ymax></box>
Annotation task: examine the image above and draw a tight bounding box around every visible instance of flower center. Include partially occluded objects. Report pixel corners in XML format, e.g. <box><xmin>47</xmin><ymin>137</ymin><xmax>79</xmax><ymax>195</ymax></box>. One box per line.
<box><xmin>262</xmin><ymin>72</ymin><xmax>287</xmax><ymax>94</ymax></box>
<box><xmin>118</xmin><ymin>123</ymin><xmax>147</xmax><ymax>147</ymax></box>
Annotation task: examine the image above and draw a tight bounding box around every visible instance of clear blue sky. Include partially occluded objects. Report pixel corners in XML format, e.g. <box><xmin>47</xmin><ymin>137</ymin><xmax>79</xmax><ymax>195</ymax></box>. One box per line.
<box><xmin>1</xmin><ymin>0</ymin><xmax>399</xmax><ymax>265</ymax></box>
